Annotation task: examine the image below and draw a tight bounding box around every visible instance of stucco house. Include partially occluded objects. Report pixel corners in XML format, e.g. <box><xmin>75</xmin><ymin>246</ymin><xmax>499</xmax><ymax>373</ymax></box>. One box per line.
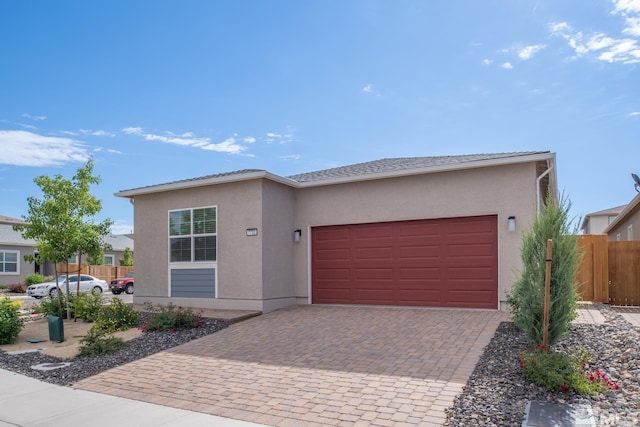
<box><xmin>604</xmin><ymin>192</ymin><xmax>640</xmax><ymax>241</ymax></box>
<box><xmin>580</xmin><ymin>205</ymin><xmax>626</xmax><ymax>234</ymax></box>
<box><xmin>0</xmin><ymin>214</ymin><xmax>134</xmax><ymax>286</ymax></box>
<box><xmin>116</xmin><ymin>151</ymin><xmax>556</xmax><ymax>313</ymax></box>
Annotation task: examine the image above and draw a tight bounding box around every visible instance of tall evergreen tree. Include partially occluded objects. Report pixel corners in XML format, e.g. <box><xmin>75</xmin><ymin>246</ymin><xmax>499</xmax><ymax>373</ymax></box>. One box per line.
<box><xmin>507</xmin><ymin>194</ymin><xmax>582</xmax><ymax>347</ymax></box>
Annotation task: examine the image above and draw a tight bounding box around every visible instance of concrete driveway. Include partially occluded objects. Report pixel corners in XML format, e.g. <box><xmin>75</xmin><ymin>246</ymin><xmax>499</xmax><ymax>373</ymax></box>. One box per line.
<box><xmin>75</xmin><ymin>305</ymin><xmax>508</xmax><ymax>426</ymax></box>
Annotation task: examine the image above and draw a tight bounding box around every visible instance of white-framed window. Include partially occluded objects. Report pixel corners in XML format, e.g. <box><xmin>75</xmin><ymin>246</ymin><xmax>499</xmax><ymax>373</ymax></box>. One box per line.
<box><xmin>608</xmin><ymin>215</ymin><xmax>617</xmax><ymax>224</ymax></box>
<box><xmin>68</xmin><ymin>255</ymin><xmax>78</xmax><ymax>264</ymax></box>
<box><xmin>169</xmin><ymin>206</ymin><xmax>217</xmax><ymax>263</ymax></box>
<box><xmin>0</xmin><ymin>250</ymin><xmax>19</xmax><ymax>274</ymax></box>
<box><xmin>104</xmin><ymin>255</ymin><xmax>115</xmax><ymax>266</ymax></box>
<box><xmin>616</xmin><ymin>233</ymin><xmax>621</xmax><ymax>241</ymax></box>
<box><xmin>627</xmin><ymin>225</ymin><xmax>634</xmax><ymax>241</ymax></box>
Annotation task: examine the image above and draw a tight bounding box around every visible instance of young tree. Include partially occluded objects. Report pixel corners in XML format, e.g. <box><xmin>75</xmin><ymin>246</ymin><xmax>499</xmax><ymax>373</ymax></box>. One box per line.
<box><xmin>14</xmin><ymin>158</ymin><xmax>112</xmax><ymax>319</ymax></box>
<box><xmin>507</xmin><ymin>194</ymin><xmax>583</xmax><ymax>348</ymax></box>
<box><xmin>119</xmin><ymin>247</ymin><xmax>134</xmax><ymax>266</ymax></box>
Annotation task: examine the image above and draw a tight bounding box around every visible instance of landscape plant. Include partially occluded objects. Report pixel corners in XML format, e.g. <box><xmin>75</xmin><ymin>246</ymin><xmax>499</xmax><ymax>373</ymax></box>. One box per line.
<box><xmin>7</xmin><ymin>283</ymin><xmax>26</xmax><ymax>293</ymax></box>
<box><xmin>24</xmin><ymin>273</ymin><xmax>48</xmax><ymax>286</ymax></box>
<box><xmin>507</xmin><ymin>193</ymin><xmax>582</xmax><ymax>347</ymax></box>
<box><xmin>13</xmin><ymin>158</ymin><xmax>113</xmax><ymax>319</ymax></box>
<box><xmin>141</xmin><ymin>302</ymin><xmax>203</xmax><ymax>332</ymax></box>
<box><xmin>119</xmin><ymin>247</ymin><xmax>134</xmax><ymax>266</ymax></box>
<box><xmin>70</xmin><ymin>292</ymin><xmax>104</xmax><ymax>322</ymax></box>
<box><xmin>0</xmin><ymin>296</ymin><xmax>23</xmax><ymax>344</ymax></box>
<box><xmin>33</xmin><ymin>295</ymin><xmax>73</xmax><ymax>318</ymax></box>
<box><xmin>519</xmin><ymin>346</ymin><xmax>619</xmax><ymax>395</ymax></box>
<box><xmin>93</xmin><ymin>298</ymin><xmax>139</xmax><ymax>333</ymax></box>
<box><xmin>78</xmin><ymin>327</ymin><xmax>127</xmax><ymax>356</ymax></box>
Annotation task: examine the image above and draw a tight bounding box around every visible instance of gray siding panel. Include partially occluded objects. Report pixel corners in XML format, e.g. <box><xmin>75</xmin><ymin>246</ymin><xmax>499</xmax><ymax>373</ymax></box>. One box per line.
<box><xmin>171</xmin><ymin>268</ymin><xmax>215</xmax><ymax>298</ymax></box>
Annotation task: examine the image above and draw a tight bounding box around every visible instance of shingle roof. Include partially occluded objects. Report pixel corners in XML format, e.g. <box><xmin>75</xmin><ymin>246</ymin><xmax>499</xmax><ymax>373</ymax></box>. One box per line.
<box><xmin>287</xmin><ymin>152</ymin><xmax>549</xmax><ymax>183</ymax></box>
<box><xmin>116</xmin><ymin>151</ymin><xmax>551</xmax><ymax>196</ymax></box>
<box><xmin>0</xmin><ymin>215</ymin><xmax>25</xmax><ymax>225</ymax></box>
<box><xmin>0</xmin><ymin>224</ymin><xmax>35</xmax><ymax>246</ymax></box>
<box><xmin>118</xmin><ymin>169</ymin><xmax>265</xmax><ymax>194</ymax></box>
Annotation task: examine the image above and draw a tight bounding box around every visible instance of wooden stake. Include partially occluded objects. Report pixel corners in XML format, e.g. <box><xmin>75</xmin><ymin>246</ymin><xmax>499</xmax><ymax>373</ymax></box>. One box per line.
<box><xmin>543</xmin><ymin>239</ymin><xmax>553</xmax><ymax>351</ymax></box>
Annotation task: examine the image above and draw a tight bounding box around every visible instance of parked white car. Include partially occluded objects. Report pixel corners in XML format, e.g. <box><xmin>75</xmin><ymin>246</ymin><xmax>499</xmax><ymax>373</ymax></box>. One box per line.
<box><xmin>27</xmin><ymin>275</ymin><xmax>108</xmax><ymax>299</ymax></box>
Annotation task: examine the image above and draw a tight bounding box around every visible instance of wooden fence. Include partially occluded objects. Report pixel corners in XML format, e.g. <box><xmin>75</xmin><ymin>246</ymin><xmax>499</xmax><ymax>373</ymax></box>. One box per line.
<box><xmin>577</xmin><ymin>235</ymin><xmax>640</xmax><ymax>306</ymax></box>
<box><xmin>57</xmin><ymin>264</ymin><xmax>133</xmax><ymax>284</ymax></box>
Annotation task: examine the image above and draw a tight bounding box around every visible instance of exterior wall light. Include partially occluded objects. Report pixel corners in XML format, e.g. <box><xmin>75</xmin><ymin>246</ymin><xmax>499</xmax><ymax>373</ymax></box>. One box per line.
<box><xmin>508</xmin><ymin>216</ymin><xmax>516</xmax><ymax>232</ymax></box>
<box><xmin>294</xmin><ymin>229</ymin><xmax>302</xmax><ymax>242</ymax></box>
<box><xmin>246</xmin><ymin>228</ymin><xmax>258</xmax><ymax>237</ymax></box>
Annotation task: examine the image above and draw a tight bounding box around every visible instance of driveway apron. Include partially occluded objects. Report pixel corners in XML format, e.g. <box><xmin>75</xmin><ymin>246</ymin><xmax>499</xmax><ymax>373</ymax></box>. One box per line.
<box><xmin>75</xmin><ymin>306</ymin><xmax>508</xmax><ymax>426</ymax></box>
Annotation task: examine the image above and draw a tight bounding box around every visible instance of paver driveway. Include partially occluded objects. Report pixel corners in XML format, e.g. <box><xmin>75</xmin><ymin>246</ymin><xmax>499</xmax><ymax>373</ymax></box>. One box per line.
<box><xmin>75</xmin><ymin>306</ymin><xmax>508</xmax><ymax>426</ymax></box>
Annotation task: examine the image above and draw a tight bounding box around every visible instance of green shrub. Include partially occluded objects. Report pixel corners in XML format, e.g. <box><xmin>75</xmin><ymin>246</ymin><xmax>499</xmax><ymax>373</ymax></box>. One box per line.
<box><xmin>141</xmin><ymin>302</ymin><xmax>202</xmax><ymax>332</ymax></box>
<box><xmin>94</xmin><ymin>298</ymin><xmax>139</xmax><ymax>333</ymax></box>
<box><xmin>507</xmin><ymin>194</ymin><xmax>582</xmax><ymax>347</ymax></box>
<box><xmin>33</xmin><ymin>294</ymin><xmax>73</xmax><ymax>318</ymax></box>
<box><xmin>519</xmin><ymin>347</ymin><xmax>619</xmax><ymax>394</ymax></box>
<box><xmin>0</xmin><ymin>296</ymin><xmax>24</xmax><ymax>344</ymax></box>
<box><xmin>78</xmin><ymin>327</ymin><xmax>127</xmax><ymax>356</ymax></box>
<box><xmin>71</xmin><ymin>292</ymin><xmax>104</xmax><ymax>322</ymax></box>
<box><xmin>24</xmin><ymin>274</ymin><xmax>48</xmax><ymax>286</ymax></box>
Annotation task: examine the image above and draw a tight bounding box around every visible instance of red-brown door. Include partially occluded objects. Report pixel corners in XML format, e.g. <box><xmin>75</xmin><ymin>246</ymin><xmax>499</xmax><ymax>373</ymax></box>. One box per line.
<box><xmin>312</xmin><ymin>215</ymin><xmax>498</xmax><ymax>309</ymax></box>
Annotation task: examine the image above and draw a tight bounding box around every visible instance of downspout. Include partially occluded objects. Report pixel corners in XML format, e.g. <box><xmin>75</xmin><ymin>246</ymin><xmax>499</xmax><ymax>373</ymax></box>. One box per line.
<box><xmin>536</xmin><ymin>158</ymin><xmax>555</xmax><ymax>213</ymax></box>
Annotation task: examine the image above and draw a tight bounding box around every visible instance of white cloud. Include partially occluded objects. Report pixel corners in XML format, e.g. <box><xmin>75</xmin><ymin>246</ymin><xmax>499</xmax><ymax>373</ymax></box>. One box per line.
<box><xmin>518</xmin><ymin>44</ymin><xmax>546</xmax><ymax>60</ymax></box>
<box><xmin>482</xmin><ymin>59</ymin><xmax>492</xmax><ymax>65</ymax></box>
<box><xmin>243</xmin><ymin>137</ymin><xmax>256</xmax><ymax>143</ymax></box>
<box><xmin>363</xmin><ymin>84</ymin><xmax>373</xmax><ymax>93</ymax></box>
<box><xmin>629</xmin><ymin>111</ymin><xmax>640</xmax><ymax>116</ymax></box>
<box><xmin>79</xmin><ymin>129</ymin><xmax>114</xmax><ymax>137</ymax></box>
<box><xmin>265</xmin><ymin>131</ymin><xmax>294</xmax><ymax>144</ymax></box>
<box><xmin>502</xmin><ymin>62</ymin><xmax>513</xmax><ymax>69</ymax></box>
<box><xmin>280</xmin><ymin>154</ymin><xmax>301</xmax><ymax>160</ymax></box>
<box><xmin>94</xmin><ymin>147</ymin><xmax>122</xmax><ymax>154</ymax></box>
<box><xmin>123</xmin><ymin>127</ymin><xmax>248</xmax><ymax>155</ymax></box>
<box><xmin>0</xmin><ymin>130</ymin><xmax>89</xmax><ymax>166</ymax></box>
<box><xmin>549</xmin><ymin>2</ymin><xmax>640</xmax><ymax>64</ymax></box>
<box><xmin>110</xmin><ymin>221</ymin><xmax>134</xmax><ymax>235</ymax></box>
<box><xmin>21</xmin><ymin>113</ymin><xmax>47</xmax><ymax>121</ymax></box>
<box><xmin>122</xmin><ymin>127</ymin><xmax>143</xmax><ymax>135</ymax></box>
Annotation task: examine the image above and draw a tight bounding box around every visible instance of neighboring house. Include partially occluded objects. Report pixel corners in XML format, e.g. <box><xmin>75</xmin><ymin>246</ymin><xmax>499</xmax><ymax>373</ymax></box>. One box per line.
<box><xmin>604</xmin><ymin>192</ymin><xmax>640</xmax><ymax>241</ymax></box>
<box><xmin>116</xmin><ymin>151</ymin><xmax>557</xmax><ymax>313</ymax></box>
<box><xmin>0</xmin><ymin>215</ymin><xmax>51</xmax><ymax>286</ymax></box>
<box><xmin>0</xmin><ymin>214</ymin><xmax>134</xmax><ymax>285</ymax></box>
<box><xmin>580</xmin><ymin>205</ymin><xmax>626</xmax><ymax>234</ymax></box>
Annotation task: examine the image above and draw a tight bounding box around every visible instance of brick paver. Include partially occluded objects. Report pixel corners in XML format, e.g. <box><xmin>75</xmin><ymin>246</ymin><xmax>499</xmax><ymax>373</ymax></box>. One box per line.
<box><xmin>75</xmin><ymin>305</ymin><xmax>508</xmax><ymax>426</ymax></box>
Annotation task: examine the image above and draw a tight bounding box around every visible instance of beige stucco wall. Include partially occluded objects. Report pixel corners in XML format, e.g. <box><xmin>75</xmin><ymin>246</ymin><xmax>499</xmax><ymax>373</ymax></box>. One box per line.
<box><xmin>132</xmin><ymin>179</ymin><xmax>269</xmax><ymax>310</ymax></box>
<box><xmin>260</xmin><ymin>180</ymin><xmax>297</xmax><ymax>311</ymax></box>
<box><xmin>607</xmin><ymin>204</ymin><xmax>640</xmax><ymax>241</ymax></box>
<box><xmin>292</xmin><ymin>162</ymin><xmax>539</xmax><ymax>309</ymax></box>
<box><xmin>585</xmin><ymin>215</ymin><xmax>613</xmax><ymax>234</ymax></box>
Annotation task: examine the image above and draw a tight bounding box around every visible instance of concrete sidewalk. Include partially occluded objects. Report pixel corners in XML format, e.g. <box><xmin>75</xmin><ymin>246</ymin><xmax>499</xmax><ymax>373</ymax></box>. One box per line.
<box><xmin>0</xmin><ymin>369</ymin><xmax>266</xmax><ymax>427</ymax></box>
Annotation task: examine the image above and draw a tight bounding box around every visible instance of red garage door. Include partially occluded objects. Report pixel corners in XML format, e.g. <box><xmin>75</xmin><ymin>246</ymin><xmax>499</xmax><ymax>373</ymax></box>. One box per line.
<box><xmin>312</xmin><ymin>215</ymin><xmax>498</xmax><ymax>309</ymax></box>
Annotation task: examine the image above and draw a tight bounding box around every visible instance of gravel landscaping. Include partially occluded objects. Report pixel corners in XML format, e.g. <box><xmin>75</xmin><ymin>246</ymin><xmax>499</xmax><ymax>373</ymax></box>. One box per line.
<box><xmin>445</xmin><ymin>304</ymin><xmax>640</xmax><ymax>426</ymax></box>
<box><xmin>0</xmin><ymin>315</ymin><xmax>228</xmax><ymax>386</ymax></box>
<box><xmin>1</xmin><ymin>302</ymin><xmax>638</xmax><ymax>426</ymax></box>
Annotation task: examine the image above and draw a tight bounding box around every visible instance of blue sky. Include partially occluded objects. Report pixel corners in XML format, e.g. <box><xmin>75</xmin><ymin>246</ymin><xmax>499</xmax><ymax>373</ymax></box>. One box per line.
<box><xmin>1</xmin><ymin>1</ymin><xmax>639</xmax><ymax>234</ymax></box>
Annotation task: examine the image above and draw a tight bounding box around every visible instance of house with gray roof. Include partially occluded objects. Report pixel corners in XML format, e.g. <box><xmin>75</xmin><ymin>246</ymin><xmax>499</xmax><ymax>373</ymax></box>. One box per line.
<box><xmin>580</xmin><ymin>205</ymin><xmax>626</xmax><ymax>235</ymax></box>
<box><xmin>0</xmin><ymin>215</ymin><xmax>134</xmax><ymax>286</ymax></box>
<box><xmin>116</xmin><ymin>151</ymin><xmax>556</xmax><ymax>313</ymax></box>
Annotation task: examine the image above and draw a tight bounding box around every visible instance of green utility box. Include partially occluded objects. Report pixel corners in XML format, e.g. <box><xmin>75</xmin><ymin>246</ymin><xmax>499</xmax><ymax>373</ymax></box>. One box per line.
<box><xmin>47</xmin><ymin>315</ymin><xmax>64</xmax><ymax>342</ymax></box>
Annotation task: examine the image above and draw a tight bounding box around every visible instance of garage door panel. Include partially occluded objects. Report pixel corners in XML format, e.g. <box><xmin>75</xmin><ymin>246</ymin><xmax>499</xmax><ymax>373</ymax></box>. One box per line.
<box><xmin>312</xmin><ymin>215</ymin><xmax>497</xmax><ymax>309</ymax></box>
<box><xmin>355</xmin><ymin>247</ymin><xmax>394</xmax><ymax>260</ymax></box>
<box><xmin>354</xmin><ymin>268</ymin><xmax>394</xmax><ymax>280</ymax></box>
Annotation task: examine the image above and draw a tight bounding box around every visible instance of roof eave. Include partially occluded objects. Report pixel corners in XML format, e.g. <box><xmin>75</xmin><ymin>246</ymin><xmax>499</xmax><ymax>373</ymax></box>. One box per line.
<box><xmin>603</xmin><ymin>192</ymin><xmax>640</xmax><ymax>234</ymax></box>
<box><xmin>296</xmin><ymin>152</ymin><xmax>555</xmax><ymax>187</ymax></box>
<box><xmin>115</xmin><ymin>171</ymin><xmax>299</xmax><ymax>198</ymax></box>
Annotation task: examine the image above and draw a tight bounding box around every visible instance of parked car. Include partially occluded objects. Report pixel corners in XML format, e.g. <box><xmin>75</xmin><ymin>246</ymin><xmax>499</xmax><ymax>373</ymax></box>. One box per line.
<box><xmin>110</xmin><ymin>271</ymin><xmax>134</xmax><ymax>295</ymax></box>
<box><xmin>26</xmin><ymin>274</ymin><xmax>108</xmax><ymax>299</ymax></box>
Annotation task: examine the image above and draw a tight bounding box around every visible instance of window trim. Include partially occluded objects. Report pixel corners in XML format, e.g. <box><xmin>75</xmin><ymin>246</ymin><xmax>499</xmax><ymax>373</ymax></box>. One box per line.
<box><xmin>104</xmin><ymin>254</ymin><xmax>115</xmax><ymax>266</ymax></box>
<box><xmin>627</xmin><ymin>224</ymin><xmax>633</xmax><ymax>241</ymax></box>
<box><xmin>0</xmin><ymin>249</ymin><xmax>20</xmax><ymax>275</ymax></box>
<box><xmin>168</xmin><ymin>206</ymin><xmax>217</xmax><ymax>264</ymax></box>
